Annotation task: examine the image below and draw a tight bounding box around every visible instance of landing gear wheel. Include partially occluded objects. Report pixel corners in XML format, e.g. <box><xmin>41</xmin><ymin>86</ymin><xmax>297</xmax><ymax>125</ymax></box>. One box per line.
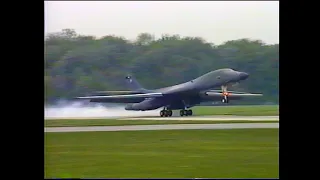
<box><xmin>180</xmin><ymin>109</ymin><xmax>193</xmax><ymax>116</ymax></box>
<box><xmin>222</xmin><ymin>97</ymin><xmax>229</xmax><ymax>103</ymax></box>
<box><xmin>160</xmin><ymin>109</ymin><xmax>173</xmax><ymax>117</ymax></box>
<box><xmin>187</xmin><ymin>110</ymin><xmax>193</xmax><ymax>116</ymax></box>
<box><xmin>160</xmin><ymin>110</ymin><xmax>165</xmax><ymax>117</ymax></box>
<box><xmin>164</xmin><ymin>110</ymin><xmax>169</xmax><ymax>117</ymax></box>
<box><xmin>180</xmin><ymin>110</ymin><xmax>185</xmax><ymax>116</ymax></box>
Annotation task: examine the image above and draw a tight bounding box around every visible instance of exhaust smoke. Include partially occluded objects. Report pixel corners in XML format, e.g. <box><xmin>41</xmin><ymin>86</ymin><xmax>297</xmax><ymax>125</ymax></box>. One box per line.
<box><xmin>44</xmin><ymin>100</ymin><xmax>159</xmax><ymax>119</ymax></box>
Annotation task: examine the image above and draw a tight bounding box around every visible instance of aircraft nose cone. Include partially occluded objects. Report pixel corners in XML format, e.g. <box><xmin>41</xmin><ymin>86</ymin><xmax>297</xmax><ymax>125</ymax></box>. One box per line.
<box><xmin>239</xmin><ymin>72</ymin><xmax>249</xmax><ymax>80</ymax></box>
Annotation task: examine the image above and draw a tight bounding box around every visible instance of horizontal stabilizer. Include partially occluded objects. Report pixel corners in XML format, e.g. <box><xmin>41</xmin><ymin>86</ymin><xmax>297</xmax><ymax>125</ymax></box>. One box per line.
<box><xmin>205</xmin><ymin>91</ymin><xmax>263</xmax><ymax>97</ymax></box>
<box><xmin>206</xmin><ymin>90</ymin><xmax>263</xmax><ymax>96</ymax></box>
<box><xmin>76</xmin><ymin>92</ymin><xmax>163</xmax><ymax>100</ymax></box>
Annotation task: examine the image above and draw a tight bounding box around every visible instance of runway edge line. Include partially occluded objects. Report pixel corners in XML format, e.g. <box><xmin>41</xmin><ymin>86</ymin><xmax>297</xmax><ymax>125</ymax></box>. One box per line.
<box><xmin>45</xmin><ymin>123</ymin><xmax>279</xmax><ymax>133</ymax></box>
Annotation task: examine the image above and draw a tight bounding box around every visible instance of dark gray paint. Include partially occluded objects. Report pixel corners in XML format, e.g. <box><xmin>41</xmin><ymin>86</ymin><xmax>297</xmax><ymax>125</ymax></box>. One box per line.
<box><xmin>77</xmin><ymin>68</ymin><xmax>256</xmax><ymax>111</ymax></box>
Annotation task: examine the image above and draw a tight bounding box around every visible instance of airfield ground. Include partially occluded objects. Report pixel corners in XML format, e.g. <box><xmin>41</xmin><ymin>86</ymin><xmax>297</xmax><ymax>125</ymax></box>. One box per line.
<box><xmin>45</xmin><ymin>129</ymin><xmax>279</xmax><ymax>178</ymax></box>
<box><xmin>191</xmin><ymin>105</ymin><xmax>278</xmax><ymax>116</ymax></box>
<box><xmin>45</xmin><ymin>105</ymin><xmax>279</xmax><ymax>120</ymax></box>
<box><xmin>45</xmin><ymin>119</ymin><xmax>278</xmax><ymax>127</ymax></box>
<box><xmin>44</xmin><ymin>105</ymin><xmax>279</xmax><ymax>178</ymax></box>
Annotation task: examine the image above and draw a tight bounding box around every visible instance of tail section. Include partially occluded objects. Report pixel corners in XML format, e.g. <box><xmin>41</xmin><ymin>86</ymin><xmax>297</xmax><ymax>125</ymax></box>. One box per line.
<box><xmin>125</xmin><ymin>75</ymin><xmax>149</xmax><ymax>93</ymax></box>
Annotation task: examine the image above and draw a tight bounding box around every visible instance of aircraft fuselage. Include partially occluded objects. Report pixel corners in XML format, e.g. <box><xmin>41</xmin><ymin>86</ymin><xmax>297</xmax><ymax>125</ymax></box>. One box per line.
<box><xmin>124</xmin><ymin>69</ymin><xmax>249</xmax><ymax>111</ymax></box>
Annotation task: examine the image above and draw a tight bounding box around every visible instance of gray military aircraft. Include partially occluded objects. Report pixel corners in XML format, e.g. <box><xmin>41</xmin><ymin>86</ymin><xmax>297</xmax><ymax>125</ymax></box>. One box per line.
<box><xmin>76</xmin><ymin>68</ymin><xmax>262</xmax><ymax>117</ymax></box>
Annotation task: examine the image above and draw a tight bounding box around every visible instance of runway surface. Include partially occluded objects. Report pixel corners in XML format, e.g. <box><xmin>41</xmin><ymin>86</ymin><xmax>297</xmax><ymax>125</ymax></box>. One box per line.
<box><xmin>121</xmin><ymin>115</ymin><xmax>279</xmax><ymax>121</ymax></box>
<box><xmin>45</xmin><ymin>115</ymin><xmax>279</xmax><ymax>121</ymax></box>
<box><xmin>45</xmin><ymin>123</ymin><xmax>279</xmax><ymax>133</ymax></box>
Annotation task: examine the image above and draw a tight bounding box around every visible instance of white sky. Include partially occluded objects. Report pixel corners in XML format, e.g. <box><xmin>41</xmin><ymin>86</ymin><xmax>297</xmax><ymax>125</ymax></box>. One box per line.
<box><xmin>45</xmin><ymin>1</ymin><xmax>279</xmax><ymax>45</ymax></box>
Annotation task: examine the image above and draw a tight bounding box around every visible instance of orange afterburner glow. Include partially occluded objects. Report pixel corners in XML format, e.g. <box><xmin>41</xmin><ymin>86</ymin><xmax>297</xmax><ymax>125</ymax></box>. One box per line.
<box><xmin>222</xmin><ymin>92</ymin><xmax>231</xmax><ymax>96</ymax></box>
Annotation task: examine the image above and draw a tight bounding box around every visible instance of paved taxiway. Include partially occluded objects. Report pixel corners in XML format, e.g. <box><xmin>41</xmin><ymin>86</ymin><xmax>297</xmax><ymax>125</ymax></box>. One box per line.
<box><xmin>45</xmin><ymin>123</ymin><xmax>279</xmax><ymax>133</ymax></box>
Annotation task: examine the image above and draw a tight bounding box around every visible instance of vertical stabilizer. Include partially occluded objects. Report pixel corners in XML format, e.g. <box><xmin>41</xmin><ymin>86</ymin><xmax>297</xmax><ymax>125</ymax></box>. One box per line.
<box><xmin>125</xmin><ymin>75</ymin><xmax>149</xmax><ymax>93</ymax></box>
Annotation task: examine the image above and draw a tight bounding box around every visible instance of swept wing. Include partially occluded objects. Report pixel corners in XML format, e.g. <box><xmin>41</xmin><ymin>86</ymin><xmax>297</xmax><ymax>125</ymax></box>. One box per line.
<box><xmin>91</xmin><ymin>90</ymin><xmax>143</xmax><ymax>95</ymax></box>
<box><xmin>77</xmin><ymin>92</ymin><xmax>163</xmax><ymax>99</ymax></box>
<box><xmin>76</xmin><ymin>92</ymin><xmax>163</xmax><ymax>103</ymax></box>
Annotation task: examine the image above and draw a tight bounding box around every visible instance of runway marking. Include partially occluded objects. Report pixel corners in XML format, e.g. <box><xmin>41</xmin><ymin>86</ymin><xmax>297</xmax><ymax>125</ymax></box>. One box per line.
<box><xmin>45</xmin><ymin>123</ymin><xmax>279</xmax><ymax>133</ymax></box>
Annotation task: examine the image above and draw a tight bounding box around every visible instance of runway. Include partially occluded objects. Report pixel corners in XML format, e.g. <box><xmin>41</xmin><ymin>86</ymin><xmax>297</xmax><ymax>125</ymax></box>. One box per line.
<box><xmin>45</xmin><ymin>115</ymin><xmax>279</xmax><ymax>121</ymax></box>
<box><xmin>45</xmin><ymin>122</ymin><xmax>279</xmax><ymax>133</ymax></box>
<box><xmin>121</xmin><ymin>115</ymin><xmax>279</xmax><ymax>121</ymax></box>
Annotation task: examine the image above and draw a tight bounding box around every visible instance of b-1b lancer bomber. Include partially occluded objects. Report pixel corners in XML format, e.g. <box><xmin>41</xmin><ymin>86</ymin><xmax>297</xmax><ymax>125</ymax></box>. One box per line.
<box><xmin>77</xmin><ymin>68</ymin><xmax>262</xmax><ymax>117</ymax></box>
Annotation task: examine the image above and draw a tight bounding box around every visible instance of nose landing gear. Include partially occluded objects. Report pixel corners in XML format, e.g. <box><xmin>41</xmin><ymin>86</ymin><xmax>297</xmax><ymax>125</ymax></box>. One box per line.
<box><xmin>221</xmin><ymin>85</ymin><xmax>229</xmax><ymax>103</ymax></box>
<box><xmin>222</xmin><ymin>97</ymin><xmax>229</xmax><ymax>103</ymax></box>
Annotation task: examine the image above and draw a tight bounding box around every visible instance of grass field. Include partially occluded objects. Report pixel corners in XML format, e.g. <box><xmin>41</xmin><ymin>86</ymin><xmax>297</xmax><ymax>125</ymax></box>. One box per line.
<box><xmin>45</xmin><ymin>119</ymin><xmax>278</xmax><ymax>127</ymax></box>
<box><xmin>192</xmin><ymin>105</ymin><xmax>278</xmax><ymax>116</ymax></box>
<box><xmin>45</xmin><ymin>129</ymin><xmax>279</xmax><ymax>178</ymax></box>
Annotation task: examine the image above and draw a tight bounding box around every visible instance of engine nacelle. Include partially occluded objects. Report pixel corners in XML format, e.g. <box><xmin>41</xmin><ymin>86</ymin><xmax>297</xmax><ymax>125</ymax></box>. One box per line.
<box><xmin>125</xmin><ymin>98</ymin><xmax>166</xmax><ymax>111</ymax></box>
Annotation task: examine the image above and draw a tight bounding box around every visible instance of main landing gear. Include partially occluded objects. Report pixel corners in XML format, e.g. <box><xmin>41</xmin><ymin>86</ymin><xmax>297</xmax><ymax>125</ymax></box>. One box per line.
<box><xmin>159</xmin><ymin>108</ymin><xmax>193</xmax><ymax>117</ymax></box>
<box><xmin>179</xmin><ymin>109</ymin><xmax>193</xmax><ymax>116</ymax></box>
<box><xmin>160</xmin><ymin>109</ymin><xmax>173</xmax><ymax>117</ymax></box>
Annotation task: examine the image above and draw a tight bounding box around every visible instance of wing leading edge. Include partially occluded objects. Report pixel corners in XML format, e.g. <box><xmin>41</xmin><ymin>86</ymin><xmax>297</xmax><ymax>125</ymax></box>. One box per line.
<box><xmin>90</xmin><ymin>90</ymin><xmax>143</xmax><ymax>96</ymax></box>
<box><xmin>76</xmin><ymin>92</ymin><xmax>163</xmax><ymax>100</ymax></box>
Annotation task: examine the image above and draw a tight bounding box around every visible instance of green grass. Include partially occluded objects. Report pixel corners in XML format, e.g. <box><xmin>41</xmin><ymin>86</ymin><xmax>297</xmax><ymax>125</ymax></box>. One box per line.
<box><xmin>192</xmin><ymin>105</ymin><xmax>278</xmax><ymax>116</ymax></box>
<box><xmin>45</xmin><ymin>129</ymin><xmax>279</xmax><ymax>178</ymax></box>
<box><xmin>45</xmin><ymin>119</ymin><xmax>278</xmax><ymax>127</ymax></box>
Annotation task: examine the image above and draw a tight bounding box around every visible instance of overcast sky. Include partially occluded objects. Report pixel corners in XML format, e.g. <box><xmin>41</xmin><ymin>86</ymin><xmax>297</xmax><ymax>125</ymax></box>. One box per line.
<box><xmin>45</xmin><ymin>1</ymin><xmax>279</xmax><ymax>45</ymax></box>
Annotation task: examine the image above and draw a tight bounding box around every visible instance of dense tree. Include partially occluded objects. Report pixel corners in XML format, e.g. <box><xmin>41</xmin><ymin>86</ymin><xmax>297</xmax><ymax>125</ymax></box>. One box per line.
<box><xmin>44</xmin><ymin>29</ymin><xmax>279</xmax><ymax>105</ymax></box>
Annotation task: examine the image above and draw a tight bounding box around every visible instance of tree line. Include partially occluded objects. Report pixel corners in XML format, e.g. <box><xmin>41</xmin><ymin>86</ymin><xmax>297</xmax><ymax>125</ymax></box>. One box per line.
<box><xmin>45</xmin><ymin>29</ymin><xmax>279</xmax><ymax>105</ymax></box>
